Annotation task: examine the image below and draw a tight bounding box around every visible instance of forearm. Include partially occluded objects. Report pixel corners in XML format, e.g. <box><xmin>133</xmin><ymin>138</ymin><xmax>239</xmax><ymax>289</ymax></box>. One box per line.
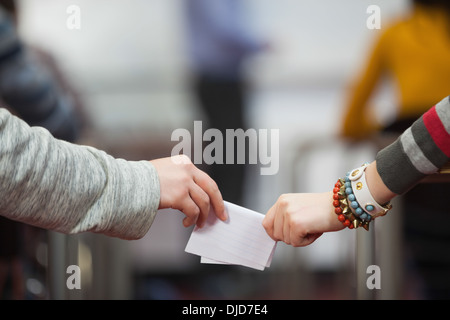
<box><xmin>0</xmin><ymin>108</ymin><xmax>160</xmax><ymax>240</ymax></box>
<box><xmin>264</xmin><ymin>97</ymin><xmax>450</xmax><ymax>245</ymax></box>
<box><xmin>376</xmin><ymin>96</ymin><xmax>450</xmax><ymax>194</ymax></box>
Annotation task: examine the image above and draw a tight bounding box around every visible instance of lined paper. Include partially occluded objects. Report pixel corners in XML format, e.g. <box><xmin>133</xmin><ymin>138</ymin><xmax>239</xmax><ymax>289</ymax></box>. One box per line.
<box><xmin>185</xmin><ymin>201</ymin><xmax>277</xmax><ymax>271</ymax></box>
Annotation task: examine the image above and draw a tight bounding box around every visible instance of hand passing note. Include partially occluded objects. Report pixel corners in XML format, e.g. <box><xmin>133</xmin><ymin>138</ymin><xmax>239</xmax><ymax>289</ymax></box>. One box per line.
<box><xmin>151</xmin><ymin>155</ymin><xmax>227</xmax><ymax>228</ymax></box>
<box><xmin>262</xmin><ymin>192</ymin><xmax>345</xmax><ymax>247</ymax></box>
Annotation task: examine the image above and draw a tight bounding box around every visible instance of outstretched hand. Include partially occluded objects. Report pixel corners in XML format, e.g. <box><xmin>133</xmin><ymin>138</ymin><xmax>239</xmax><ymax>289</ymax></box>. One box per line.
<box><xmin>151</xmin><ymin>155</ymin><xmax>227</xmax><ymax>228</ymax></box>
<box><xmin>262</xmin><ymin>192</ymin><xmax>345</xmax><ymax>247</ymax></box>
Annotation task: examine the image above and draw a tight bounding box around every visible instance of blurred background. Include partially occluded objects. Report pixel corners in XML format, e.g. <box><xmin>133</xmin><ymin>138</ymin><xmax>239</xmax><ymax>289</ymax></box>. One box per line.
<box><xmin>2</xmin><ymin>0</ymin><xmax>440</xmax><ymax>300</ymax></box>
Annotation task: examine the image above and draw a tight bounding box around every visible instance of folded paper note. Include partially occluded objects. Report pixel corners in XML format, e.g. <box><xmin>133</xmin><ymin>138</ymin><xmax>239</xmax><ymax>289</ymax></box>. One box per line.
<box><xmin>185</xmin><ymin>201</ymin><xmax>277</xmax><ymax>271</ymax></box>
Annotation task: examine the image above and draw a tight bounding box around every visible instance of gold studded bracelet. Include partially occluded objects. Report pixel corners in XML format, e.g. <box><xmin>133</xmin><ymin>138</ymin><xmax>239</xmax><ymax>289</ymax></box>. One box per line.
<box><xmin>332</xmin><ymin>163</ymin><xmax>392</xmax><ymax>231</ymax></box>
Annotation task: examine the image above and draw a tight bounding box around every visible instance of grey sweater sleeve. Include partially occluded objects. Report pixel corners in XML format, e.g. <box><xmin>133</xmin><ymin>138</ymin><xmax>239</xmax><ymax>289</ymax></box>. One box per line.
<box><xmin>376</xmin><ymin>96</ymin><xmax>450</xmax><ymax>195</ymax></box>
<box><xmin>0</xmin><ymin>108</ymin><xmax>160</xmax><ymax>240</ymax></box>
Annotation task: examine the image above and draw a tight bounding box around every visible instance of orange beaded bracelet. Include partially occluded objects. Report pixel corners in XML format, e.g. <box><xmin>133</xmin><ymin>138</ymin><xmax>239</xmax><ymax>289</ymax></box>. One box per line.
<box><xmin>332</xmin><ymin>178</ymin><xmax>370</xmax><ymax>231</ymax></box>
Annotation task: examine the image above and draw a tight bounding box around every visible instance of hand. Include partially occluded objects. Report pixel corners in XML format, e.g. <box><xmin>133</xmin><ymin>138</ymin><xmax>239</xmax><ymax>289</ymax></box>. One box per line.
<box><xmin>150</xmin><ymin>155</ymin><xmax>227</xmax><ymax>228</ymax></box>
<box><xmin>262</xmin><ymin>192</ymin><xmax>345</xmax><ymax>247</ymax></box>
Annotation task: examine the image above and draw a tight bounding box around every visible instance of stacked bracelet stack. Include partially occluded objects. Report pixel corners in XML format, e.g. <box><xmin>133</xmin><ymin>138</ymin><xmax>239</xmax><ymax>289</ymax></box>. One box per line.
<box><xmin>332</xmin><ymin>163</ymin><xmax>392</xmax><ymax>231</ymax></box>
<box><xmin>332</xmin><ymin>178</ymin><xmax>369</xmax><ymax>230</ymax></box>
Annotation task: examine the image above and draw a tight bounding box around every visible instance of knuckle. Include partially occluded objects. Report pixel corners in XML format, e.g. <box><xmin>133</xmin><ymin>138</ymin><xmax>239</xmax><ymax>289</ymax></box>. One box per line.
<box><xmin>208</xmin><ymin>180</ymin><xmax>219</xmax><ymax>193</ymax></box>
<box><xmin>185</xmin><ymin>207</ymin><xmax>200</xmax><ymax>221</ymax></box>
<box><xmin>277</xmin><ymin>194</ymin><xmax>290</xmax><ymax>208</ymax></box>
<box><xmin>200</xmin><ymin>194</ymin><xmax>210</xmax><ymax>207</ymax></box>
<box><xmin>191</xmin><ymin>205</ymin><xmax>200</xmax><ymax>216</ymax></box>
<box><xmin>272</xmin><ymin>230</ymin><xmax>282</xmax><ymax>242</ymax></box>
<box><xmin>174</xmin><ymin>187</ymin><xmax>189</xmax><ymax>201</ymax></box>
<box><xmin>183</xmin><ymin>176</ymin><xmax>192</xmax><ymax>185</ymax></box>
<box><xmin>172</xmin><ymin>154</ymin><xmax>192</xmax><ymax>165</ymax></box>
<box><xmin>179</xmin><ymin>154</ymin><xmax>192</xmax><ymax>164</ymax></box>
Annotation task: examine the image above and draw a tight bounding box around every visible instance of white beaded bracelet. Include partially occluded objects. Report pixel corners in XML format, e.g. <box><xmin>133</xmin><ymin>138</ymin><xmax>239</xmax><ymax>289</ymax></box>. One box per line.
<box><xmin>348</xmin><ymin>163</ymin><xmax>392</xmax><ymax>219</ymax></box>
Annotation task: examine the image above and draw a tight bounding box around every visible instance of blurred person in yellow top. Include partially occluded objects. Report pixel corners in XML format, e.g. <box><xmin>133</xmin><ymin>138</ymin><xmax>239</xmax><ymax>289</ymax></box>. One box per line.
<box><xmin>341</xmin><ymin>0</ymin><xmax>450</xmax><ymax>140</ymax></box>
<box><xmin>340</xmin><ymin>0</ymin><xmax>450</xmax><ymax>299</ymax></box>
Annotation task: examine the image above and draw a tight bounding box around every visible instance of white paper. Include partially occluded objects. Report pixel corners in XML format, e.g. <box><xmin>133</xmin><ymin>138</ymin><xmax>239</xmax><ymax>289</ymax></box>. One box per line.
<box><xmin>185</xmin><ymin>201</ymin><xmax>277</xmax><ymax>271</ymax></box>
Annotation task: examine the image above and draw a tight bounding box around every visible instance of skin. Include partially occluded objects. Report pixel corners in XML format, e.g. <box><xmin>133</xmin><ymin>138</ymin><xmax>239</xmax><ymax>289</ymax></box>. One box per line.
<box><xmin>151</xmin><ymin>155</ymin><xmax>227</xmax><ymax>228</ymax></box>
<box><xmin>262</xmin><ymin>161</ymin><xmax>397</xmax><ymax>247</ymax></box>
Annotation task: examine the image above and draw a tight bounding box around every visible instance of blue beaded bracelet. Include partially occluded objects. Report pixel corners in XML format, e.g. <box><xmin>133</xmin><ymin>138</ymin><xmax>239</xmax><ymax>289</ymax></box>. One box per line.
<box><xmin>344</xmin><ymin>174</ymin><xmax>372</xmax><ymax>223</ymax></box>
<box><xmin>348</xmin><ymin>163</ymin><xmax>392</xmax><ymax>219</ymax></box>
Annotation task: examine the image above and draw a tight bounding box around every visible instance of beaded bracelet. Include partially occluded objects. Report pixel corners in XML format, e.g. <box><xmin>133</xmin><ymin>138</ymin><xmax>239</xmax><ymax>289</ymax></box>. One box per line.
<box><xmin>332</xmin><ymin>164</ymin><xmax>392</xmax><ymax>231</ymax></box>
<box><xmin>348</xmin><ymin>164</ymin><xmax>392</xmax><ymax>219</ymax></box>
<box><xmin>332</xmin><ymin>178</ymin><xmax>370</xmax><ymax>230</ymax></box>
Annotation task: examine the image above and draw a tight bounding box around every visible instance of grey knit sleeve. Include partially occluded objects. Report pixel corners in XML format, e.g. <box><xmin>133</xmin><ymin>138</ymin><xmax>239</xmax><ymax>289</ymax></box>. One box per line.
<box><xmin>376</xmin><ymin>96</ymin><xmax>450</xmax><ymax>195</ymax></box>
<box><xmin>0</xmin><ymin>108</ymin><xmax>160</xmax><ymax>240</ymax></box>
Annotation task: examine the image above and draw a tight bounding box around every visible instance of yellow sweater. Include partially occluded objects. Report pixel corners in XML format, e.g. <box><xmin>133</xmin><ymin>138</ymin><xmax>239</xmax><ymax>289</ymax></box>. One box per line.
<box><xmin>341</xmin><ymin>5</ymin><xmax>450</xmax><ymax>139</ymax></box>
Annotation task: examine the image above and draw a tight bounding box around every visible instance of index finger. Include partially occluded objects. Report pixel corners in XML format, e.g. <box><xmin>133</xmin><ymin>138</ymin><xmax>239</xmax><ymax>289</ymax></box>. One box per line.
<box><xmin>193</xmin><ymin>169</ymin><xmax>227</xmax><ymax>221</ymax></box>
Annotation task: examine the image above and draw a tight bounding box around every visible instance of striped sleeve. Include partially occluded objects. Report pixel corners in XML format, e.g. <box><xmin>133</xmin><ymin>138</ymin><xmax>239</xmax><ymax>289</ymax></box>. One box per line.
<box><xmin>376</xmin><ymin>96</ymin><xmax>450</xmax><ymax>194</ymax></box>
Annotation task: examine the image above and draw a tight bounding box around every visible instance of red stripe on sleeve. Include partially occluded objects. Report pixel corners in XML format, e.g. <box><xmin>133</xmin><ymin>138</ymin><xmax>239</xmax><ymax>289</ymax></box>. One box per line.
<box><xmin>423</xmin><ymin>105</ymin><xmax>450</xmax><ymax>157</ymax></box>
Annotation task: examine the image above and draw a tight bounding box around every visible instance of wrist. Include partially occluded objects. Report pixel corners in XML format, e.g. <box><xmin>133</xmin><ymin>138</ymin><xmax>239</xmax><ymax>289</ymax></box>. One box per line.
<box><xmin>331</xmin><ymin>162</ymin><xmax>394</xmax><ymax>231</ymax></box>
<box><xmin>327</xmin><ymin>191</ymin><xmax>346</xmax><ymax>231</ymax></box>
<box><xmin>365</xmin><ymin>161</ymin><xmax>397</xmax><ymax>205</ymax></box>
